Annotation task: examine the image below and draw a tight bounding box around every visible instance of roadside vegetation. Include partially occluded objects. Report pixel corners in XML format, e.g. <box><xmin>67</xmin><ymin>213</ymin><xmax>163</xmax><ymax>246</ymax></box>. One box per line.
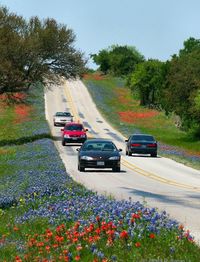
<box><xmin>0</xmin><ymin>76</ymin><xmax>200</xmax><ymax>262</ymax></box>
<box><xmin>83</xmin><ymin>73</ymin><xmax>200</xmax><ymax>170</ymax></box>
<box><xmin>1</xmin><ymin>4</ymin><xmax>200</xmax><ymax>261</ymax></box>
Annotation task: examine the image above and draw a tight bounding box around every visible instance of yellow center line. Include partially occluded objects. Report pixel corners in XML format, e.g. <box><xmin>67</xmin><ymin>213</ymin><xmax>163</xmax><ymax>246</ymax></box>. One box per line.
<box><xmin>122</xmin><ymin>158</ymin><xmax>200</xmax><ymax>191</ymax></box>
<box><xmin>63</xmin><ymin>81</ymin><xmax>93</xmax><ymax>138</ymax></box>
<box><xmin>63</xmin><ymin>80</ymin><xmax>200</xmax><ymax>192</ymax></box>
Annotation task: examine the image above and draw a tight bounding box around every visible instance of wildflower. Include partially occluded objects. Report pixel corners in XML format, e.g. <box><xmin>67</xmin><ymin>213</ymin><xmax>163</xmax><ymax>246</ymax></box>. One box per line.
<box><xmin>120</xmin><ymin>230</ymin><xmax>128</xmax><ymax>239</ymax></box>
<box><xmin>14</xmin><ymin>226</ymin><xmax>19</xmax><ymax>231</ymax></box>
<box><xmin>75</xmin><ymin>256</ymin><xmax>81</xmax><ymax>261</ymax></box>
<box><xmin>149</xmin><ymin>233</ymin><xmax>155</xmax><ymax>239</ymax></box>
<box><xmin>15</xmin><ymin>256</ymin><xmax>22</xmax><ymax>262</ymax></box>
<box><xmin>45</xmin><ymin>245</ymin><xmax>50</xmax><ymax>252</ymax></box>
<box><xmin>135</xmin><ymin>242</ymin><xmax>141</xmax><ymax>247</ymax></box>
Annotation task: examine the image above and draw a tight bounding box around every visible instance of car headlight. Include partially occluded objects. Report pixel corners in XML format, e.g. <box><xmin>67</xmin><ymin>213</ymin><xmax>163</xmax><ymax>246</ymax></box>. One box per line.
<box><xmin>64</xmin><ymin>134</ymin><xmax>70</xmax><ymax>138</ymax></box>
<box><xmin>80</xmin><ymin>134</ymin><xmax>86</xmax><ymax>138</ymax></box>
<box><xmin>80</xmin><ymin>156</ymin><xmax>94</xmax><ymax>160</ymax></box>
<box><xmin>109</xmin><ymin>156</ymin><xmax>120</xmax><ymax>160</ymax></box>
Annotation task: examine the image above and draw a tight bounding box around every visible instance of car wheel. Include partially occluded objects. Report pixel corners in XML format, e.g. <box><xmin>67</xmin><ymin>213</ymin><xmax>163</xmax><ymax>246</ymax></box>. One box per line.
<box><xmin>80</xmin><ymin>166</ymin><xmax>85</xmax><ymax>172</ymax></box>
<box><xmin>54</xmin><ymin>123</ymin><xmax>56</xmax><ymax>126</ymax></box>
<box><xmin>128</xmin><ymin>150</ymin><xmax>132</xmax><ymax>156</ymax></box>
<box><xmin>112</xmin><ymin>166</ymin><xmax>120</xmax><ymax>172</ymax></box>
<box><xmin>126</xmin><ymin>150</ymin><xmax>128</xmax><ymax>155</ymax></box>
<box><xmin>151</xmin><ymin>153</ymin><xmax>157</xmax><ymax>157</ymax></box>
<box><xmin>62</xmin><ymin>140</ymin><xmax>65</xmax><ymax>146</ymax></box>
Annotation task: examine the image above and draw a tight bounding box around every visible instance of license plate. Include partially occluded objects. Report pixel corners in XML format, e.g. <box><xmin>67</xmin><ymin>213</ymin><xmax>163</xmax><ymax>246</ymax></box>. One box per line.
<box><xmin>97</xmin><ymin>161</ymin><xmax>104</xmax><ymax>166</ymax></box>
<box><xmin>72</xmin><ymin>137</ymin><xmax>77</xmax><ymax>140</ymax></box>
<box><xmin>141</xmin><ymin>145</ymin><xmax>146</xmax><ymax>148</ymax></box>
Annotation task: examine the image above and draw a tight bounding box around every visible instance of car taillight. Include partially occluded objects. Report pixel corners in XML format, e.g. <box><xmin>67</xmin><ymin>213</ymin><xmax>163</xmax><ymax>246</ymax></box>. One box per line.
<box><xmin>147</xmin><ymin>143</ymin><xmax>157</xmax><ymax>147</ymax></box>
<box><xmin>131</xmin><ymin>143</ymin><xmax>141</xmax><ymax>147</ymax></box>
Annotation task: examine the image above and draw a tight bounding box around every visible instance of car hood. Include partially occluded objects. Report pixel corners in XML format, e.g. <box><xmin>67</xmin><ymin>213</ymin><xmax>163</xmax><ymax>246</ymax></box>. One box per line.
<box><xmin>63</xmin><ymin>130</ymin><xmax>86</xmax><ymax>135</ymax></box>
<box><xmin>55</xmin><ymin>116</ymin><xmax>71</xmax><ymax>120</ymax></box>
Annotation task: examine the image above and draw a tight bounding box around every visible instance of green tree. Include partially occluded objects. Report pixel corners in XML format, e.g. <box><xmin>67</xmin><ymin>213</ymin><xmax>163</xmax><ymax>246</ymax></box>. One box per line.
<box><xmin>179</xmin><ymin>37</ymin><xmax>200</xmax><ymax>57</ymax></box>
<box><xmin>91</xmin><ymin>49</ymin><xmax>110</xmax><ymax>74</ymax></box>
<box><xmin>128</xmin><ymin>59</ymin><xmax>166</xmax><ymax>107</ymax></box>
<box><xmin>165</xmin><ymin>47</ymin><xmax>200</xmax><ymax>136</ymax></box>
<box><xmin>0</xmin><ymin>6</ymin><xmax>86</xmax><ymax>94</ymax></box>
<box><xmin>91</xmin><ymin>45</ymin><xmax>144</xmax><ymax>76</ymax></box>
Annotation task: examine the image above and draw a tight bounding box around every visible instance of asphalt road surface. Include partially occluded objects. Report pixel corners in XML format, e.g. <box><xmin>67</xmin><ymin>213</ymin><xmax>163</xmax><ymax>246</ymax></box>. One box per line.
<box><xmin>45</xmin><ymin>79</ymin><xmax>200</xmax><ymax>244</ymax></box>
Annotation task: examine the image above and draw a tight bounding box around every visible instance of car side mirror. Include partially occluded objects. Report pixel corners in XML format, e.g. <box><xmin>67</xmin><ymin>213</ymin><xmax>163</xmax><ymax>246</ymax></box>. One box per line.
<box><xmin>125</xmin><ymin>139</ymin><xmax>128</xmax><ymax>142</ymax></box>
<box><xmin>85</xmin><ymin>129</ymin><xmax>88</xmax><ymax>132</ymax></box>
<box><xmin>76</xmin><ymin>148</ymin><xmax>80</xmax><ymax>151</ymax></box>
<box><xmin>118</xmin><ymin>149</ymin><xmax>122</xmax><ymax>152</ymax></box>
<box><xmin>61</xmin><ymin>128</ymin><xmax>64</xmax><ymax>131</ymax></box>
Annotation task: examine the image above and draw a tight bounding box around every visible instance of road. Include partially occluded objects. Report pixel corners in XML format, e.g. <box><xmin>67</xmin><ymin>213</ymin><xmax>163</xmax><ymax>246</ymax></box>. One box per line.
<box><xmin>45</xmin><ymin>79</ymin><xmax>200</xmax><ymax>244</ymax></box>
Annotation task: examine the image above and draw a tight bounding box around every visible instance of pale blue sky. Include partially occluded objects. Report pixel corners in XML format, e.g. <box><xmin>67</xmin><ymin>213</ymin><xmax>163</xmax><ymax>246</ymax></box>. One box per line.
<box><xmin>1</xmin><ymin>0</ymin><xmax>200</xmax><ymax>68</ymax></box>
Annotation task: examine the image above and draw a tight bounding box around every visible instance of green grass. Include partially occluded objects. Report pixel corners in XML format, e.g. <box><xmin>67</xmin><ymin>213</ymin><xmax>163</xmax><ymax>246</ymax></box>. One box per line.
<box><xmin>83</xmin><ymin>73</ymin><xmax>200</xmax><ymax>169</ymax></box>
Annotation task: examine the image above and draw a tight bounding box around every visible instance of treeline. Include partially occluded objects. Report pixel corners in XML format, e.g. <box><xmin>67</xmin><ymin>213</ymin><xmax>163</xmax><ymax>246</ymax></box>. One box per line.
<box><xmin>0</xmin><ymin>6</ymin><xmax>86</xmax><ymax>95</ymax></box>
<box><xmin>91</xmin><ymin>39</ymin><xmax>200</xmax><ymax>138</ymax></box>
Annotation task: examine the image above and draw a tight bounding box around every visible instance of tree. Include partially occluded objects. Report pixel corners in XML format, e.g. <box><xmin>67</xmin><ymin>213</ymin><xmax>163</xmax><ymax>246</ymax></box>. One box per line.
<box><xmin>128</xmin><ymin>59</ymin><xmax>166</xmax><ymax>107</ymax></box>
<box><xmin>179</xmin><ymin>37</ymin><xmax>200</xmax><ymax>57</ymax></box>
<box><xmin>165</xmin><ymin>47</ymin><xmax>200</xmax><ymax>136</ymax></box>
<box><xmin>91</xmin><ymin>45</ymin><xmax>144</xmax><ymax>76</ymax></box>
<box><xmin>0</xmin><ymin>6</ymin><xmax>86</xmax><ymax>94</ymax></box>
<box><xmin>90</xmin><ymin>49</ymin><xmax>110</xmax><ymax>74</ymax></box>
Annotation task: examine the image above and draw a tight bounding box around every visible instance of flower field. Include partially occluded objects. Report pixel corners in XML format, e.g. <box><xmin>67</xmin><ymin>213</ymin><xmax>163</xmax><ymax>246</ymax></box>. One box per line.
<box><xmin>83</xmin><ymin>73</ymin><xmax>200</xmax><ymax>170</ymax></box>
<box><xmin>0</xmin><ymin>82</ymin><xmax>200</xmax><ymax>261</ymax></box>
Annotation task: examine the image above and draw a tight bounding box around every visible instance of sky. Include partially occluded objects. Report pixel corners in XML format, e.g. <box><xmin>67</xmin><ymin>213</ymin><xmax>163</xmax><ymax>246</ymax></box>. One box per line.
<box><xmin>1</xmin><ymin>0</ymin><xmax>200</xmax><ymax>69</ymax></box>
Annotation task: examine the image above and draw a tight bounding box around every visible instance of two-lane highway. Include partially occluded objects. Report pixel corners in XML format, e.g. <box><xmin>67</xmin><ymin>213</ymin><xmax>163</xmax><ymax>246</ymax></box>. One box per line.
<box><xmin>45</xmin><ymin>79</ymin><xmax>200</xmax><ymax>244</ymax></box>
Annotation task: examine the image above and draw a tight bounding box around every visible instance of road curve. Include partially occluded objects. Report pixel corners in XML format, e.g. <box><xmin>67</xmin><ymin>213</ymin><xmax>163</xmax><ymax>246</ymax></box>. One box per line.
<box><xmin>45</xmin><ymin>79</ymin><xmax>200</xmax><ymax>244</ymax></box>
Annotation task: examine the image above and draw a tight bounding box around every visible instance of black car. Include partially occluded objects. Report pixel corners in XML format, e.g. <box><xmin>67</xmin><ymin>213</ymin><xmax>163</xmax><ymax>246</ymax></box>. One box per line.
<box><xmin>125</xmin><ymin>134</ymin><xmax>157</xmax><ymax>157</ymax></box>
<box><xmin>77</xmin><ymin>139</ymin><xmax>122</xmax><ymax>172</ymax></box>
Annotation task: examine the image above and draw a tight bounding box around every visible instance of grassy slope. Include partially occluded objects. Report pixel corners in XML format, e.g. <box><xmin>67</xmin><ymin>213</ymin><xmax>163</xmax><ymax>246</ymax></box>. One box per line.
<box><xmin>1</xmin><ymin>82</ymin><xmax>200</xmax><ymax>261</ymax></box>
<box><xmin>83</xmin><ymin>73</ymin><xmax>200</xmax><ymax>170</ymax></box>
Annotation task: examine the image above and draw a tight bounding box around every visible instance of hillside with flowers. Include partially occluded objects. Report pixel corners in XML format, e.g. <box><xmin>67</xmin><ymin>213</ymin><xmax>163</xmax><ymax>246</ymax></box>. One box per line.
<box><xmin>83</xmin><ymin>73</ymin><xmax>200</xmax><ymax>170</ymax></box>
<box><xmin>0</xmin><ymin>83</ymin><xmax>200</xmax><ymax>261</ymax></box>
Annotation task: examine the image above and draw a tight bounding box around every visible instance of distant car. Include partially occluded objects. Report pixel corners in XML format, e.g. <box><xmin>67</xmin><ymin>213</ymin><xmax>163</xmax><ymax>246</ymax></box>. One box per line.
<box><xmin>125</xmin><ymin>134</ymin><xmax>157</xmax><ymax>157</ymax></box>
<box><xmin>53</xmin><ymin>112</ymin><xmax>73</xmax><ymax>126</ymax></box>
<box><xmin>77</xmin><ymin>138</ymin><xmax>122</xmax><ymax>172</ymax></box>
<box><xmin>61</xmin><ymin>122</ymin><xmax>88</xmax><ymax>146</ymax></box>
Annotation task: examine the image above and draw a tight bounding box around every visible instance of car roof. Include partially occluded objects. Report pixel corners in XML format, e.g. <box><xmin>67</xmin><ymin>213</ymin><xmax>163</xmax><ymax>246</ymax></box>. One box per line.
<box><xmin>131</xmin><ymin>134</ymin><xmax>153</xmax><ymax>137</ymax></box>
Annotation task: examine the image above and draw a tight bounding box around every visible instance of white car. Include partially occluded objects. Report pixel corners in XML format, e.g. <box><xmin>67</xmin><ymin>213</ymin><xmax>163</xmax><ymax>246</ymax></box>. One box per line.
<box><xmin>53</xmin><ymin>112</ymin><xmax>73</xmax><ymax>126</ymax></box>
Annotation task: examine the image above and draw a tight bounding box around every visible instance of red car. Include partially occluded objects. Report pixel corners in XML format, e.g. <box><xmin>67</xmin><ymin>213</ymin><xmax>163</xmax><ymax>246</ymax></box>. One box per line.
<box><xmin>61</xmin><ymin>122</ymin><xmax>88</xmax><ymax>146</ymax></box>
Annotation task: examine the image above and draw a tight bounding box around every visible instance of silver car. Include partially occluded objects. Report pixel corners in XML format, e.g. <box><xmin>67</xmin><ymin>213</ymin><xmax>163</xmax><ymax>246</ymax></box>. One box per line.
<box><xmin>53</xmin><ymin>112</ymin><xmax>73</xmax><ymax>126</ymax></box>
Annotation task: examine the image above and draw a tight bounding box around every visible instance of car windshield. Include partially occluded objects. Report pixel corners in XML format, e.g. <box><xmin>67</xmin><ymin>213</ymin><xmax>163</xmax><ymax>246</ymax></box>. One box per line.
<box><xmin>64</xmin><ymin>125</ymin><xmax>83</xmax><ymax>131</ymax></box>
<box><xmin>56</xmin><ymin>112</ymin><xmax>71</xmax><ymax>117</ymax></box>
<box><xmin>131</xmin><ymin>135</ymin><xmax>154</xmax><ymax>142</ymax></box>
<box><xmin>82</xmin><ymin>142</ymin><xmax>116</xmax><ymax>151</ymax></box>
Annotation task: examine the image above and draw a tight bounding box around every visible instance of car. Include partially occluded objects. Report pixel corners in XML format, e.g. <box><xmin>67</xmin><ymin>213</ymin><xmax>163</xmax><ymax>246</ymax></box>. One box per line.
<box><xmin>53</xmin><ymin>112</ymin><xmax>73</xmax><ymax>126</ymax></box>
<box><xmin>77</xmin><ymin>138</ymin><xmax>122</xmax><ymax>172</ymax></box>
<box><xmin>125</xmin><ymin>134</ymin><xmax>157</xmax><ymax>157</ymax></box>
<box><xmin>61</xmin><ymin>122</ymin><xmax>88</xmax><ymax>146</ymax></box>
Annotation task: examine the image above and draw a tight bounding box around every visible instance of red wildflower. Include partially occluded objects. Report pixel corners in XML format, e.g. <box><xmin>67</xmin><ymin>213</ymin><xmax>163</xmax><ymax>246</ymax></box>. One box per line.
<box><xmin>149</xmin><ymin>233</ymin><xmax>156</xmax><ymax>239</ymax></box>
<box><xmin>45</xmin><ymin>245</ymin><xmax>51</xmax><ymax>252</ymax></box>
<box><xmin>96</xmin><ymin>216</ymin><xmax>100</xmax><ymax>221</ymax></box>
<box><xmin>13</xmin><ymin>226</ymin><xmax>19</xmax><ymax>231</ymax></box>
<box><xmin>135</xmin><ymin>242</ymin><xmax>141</xmax><ymax>247</ymax></box>
<box><xmin>36</xmin><ymin>242</ymin><xmax>44</xmax><ymax>247</ymax></box>
<box><xmin>55</xmin><ymin>235</ymin><xmax>64</xmax><ymax>243</ymax></box>
<box><xmin>15</xmin><ymin>256</ymin><xmax>22</xmax><ymax>262</ymax></box>
<box><xmin>118</xmin><ymin>111</ymin><xmax>158</xmax><ymax>123</ymax></box>
<box><xmin>120</xmin><ymin>230</ymin><xmax>128</xmax><ymax>239</ymax></box>
<box><xmin>75</xmin><ymin>256</ymin><xmax>81</xmax><ymax>261</ymax></box>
